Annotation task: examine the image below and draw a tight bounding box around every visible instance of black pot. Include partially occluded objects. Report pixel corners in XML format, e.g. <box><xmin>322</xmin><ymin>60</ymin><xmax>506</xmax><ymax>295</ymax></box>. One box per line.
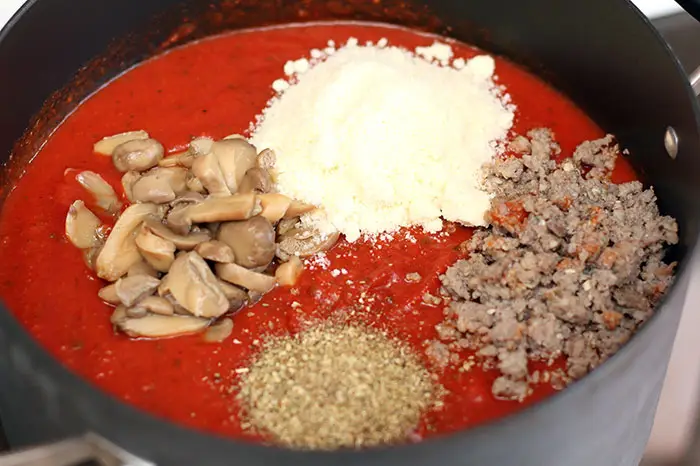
<box><xmin>0</xmin><ymin>0</ymin><xmax>699</xmax><ymax>465</ymax></box>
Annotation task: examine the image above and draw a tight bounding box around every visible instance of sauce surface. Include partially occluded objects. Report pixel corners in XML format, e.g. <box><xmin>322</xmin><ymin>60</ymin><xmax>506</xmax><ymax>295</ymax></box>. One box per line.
<box><xmin>0</xmin><ymin>22</ymin><xmax>637</xmax><ymax>442</ymax></box>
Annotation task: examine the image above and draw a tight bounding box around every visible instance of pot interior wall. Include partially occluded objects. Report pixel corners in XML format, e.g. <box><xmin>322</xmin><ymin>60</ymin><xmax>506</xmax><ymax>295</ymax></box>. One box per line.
<box><xmin>0</xmin><ymin>0</ymin><xmax>698</xmax><ymax>465</ymax></box>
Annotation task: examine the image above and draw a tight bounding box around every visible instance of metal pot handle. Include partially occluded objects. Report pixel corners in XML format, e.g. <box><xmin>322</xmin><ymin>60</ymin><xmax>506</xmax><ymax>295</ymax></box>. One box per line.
<box><xmin>0</xmin><ymin>433</ymin><xmax>153</xmax><ymax>466</ymax></box>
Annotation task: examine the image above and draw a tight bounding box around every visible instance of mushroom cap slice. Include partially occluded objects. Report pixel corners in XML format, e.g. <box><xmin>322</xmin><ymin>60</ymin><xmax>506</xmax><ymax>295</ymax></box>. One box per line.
<box><xmin>127</xmin><ymin>260</ymin><xmax>160</xmax><ymax>278</ymax></box>
<box><xmin>275</xmin><ymin>256</ymin><xmax>304</xmax><ymax>287</ymax></box>
<box><xmin>132</xmin><ymin>296</ymin><xmax>174</xmax><ymax>316</ymax></box>
<box><xmin>75</xmin><ymin>171</ymin><xmax>122</xmax><ymax>214</ymax></box>
<box><xmin>144</xmin><ymin>217</ymin><xmax>211</xmax><ymax>251</ymax></box>
<box><xmin>159</xmin><ymin>252</ymin><xmax>229</xmax><ymax>318</ymax></box>
<box><xmin>258</xmin><ymin>193</ymin><xmax>292</xmax><ymax>223</ymax></box>
<box><xmin>216</xmin><ymin>262</ymin><xmax>277</xmax><ymax>293</ymax></box>
<box><xmin>203</xmin><ymin>318</ymin><xmax>234</xmax><ymax>343</ymax></box>
<box><xmin>135</xmin><ymin>224</ymin><xmax>177</xmax><ymax>272</ymax></box>
<box><xmin>94</xmin><ymin>130</ymin><xmax>149</xmax><ymax>156</ymax></box>
<box><xmin>115</xmin><ymin>275</ymin><xmax>161</xmax><ymax>307</ymax></box>
<box><xmin>66</xmin><ymin>200</ymin><xmax>103</xmax><ymax>249</ymax></box>
<box><xmin>238</xmin><ymin>167</ymin><xmax>273</xmax><ymax>194</ymax></box>
<box><xmin>194</xmin><ymin>240</ymin><xmax>235</xmax><ymax>263</ymax></box>
<box><xmin>211</xmin><ymin>139</ymin><xmax>257</xmax><ymax>193</ymax></box>
<box><xmin>179</xmin><ymin>194</ymin><xmax>260</xmax><ymax>226</ymax></box>
<box><xmin>285</xmin><ymin>200</ymin><xmax>316</xmax><ymax>219</ymax></box>
<box><xmin>95</xmin><ymin>203</ymin><xmax>159</xmax><ymax>281</ymax></box>
<box><xmin>159</xmin><ymin>151</ymin><xmax>195</xmax><ymax>169</ymax></box>
<box><xmin>190</xmin><ymin>137</ymin><xmax>214</xmax><ymax>156</ymax></box>
<box><xmin>121</xmin><ymin>171</ymin><xmax>141</xmax><ymax>203</ymax></box>
<box><xmin>191</xmin><ymin>152</ymin><xmax>231</xmax><ymax>197</ymax></box>
<box><xmin>112</xmin><ymin>138</ymin><xmax>165</xmax><ymax>172</ymax></box>
<box><xmin>217</xmin><ymin>279</ymin><xmax>248</xmax><ymax>311</ymax></box>
<box><xmin>256</xmin><ymin>148</ymin><xmax>276</xmax><ymax>170</ymax></box>
<box><xmin>277</xmin><ymin>227</ymin><xmax>341</xmax><ymax>261</ymax></box>
<box><xmin>98</xmin><ymin>284</ymin><xmax>121</xmax><ymax>305</ymax></box>
<box><xmin>131</xmin><ymin>167</ymin><xmax>188</xmax><ymax>204</ymax></box>
<box><xmin>118</xmin><ymin>314</ymin><xmax>211</xmax><ymax>339</ymax></box>
<box><xmin>218</xmin><ymin>216</ymin><xmax>276</xmax><ymax>269</ymax></box>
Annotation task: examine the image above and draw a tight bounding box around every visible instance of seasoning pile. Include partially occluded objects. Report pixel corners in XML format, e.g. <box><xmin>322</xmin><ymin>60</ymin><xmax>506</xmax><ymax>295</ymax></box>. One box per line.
<box><xmin>433</xmin><ymin>128</ymin><xmax>678</xmax><ymax>400</ymax></box>
<box><xmin>238</xmin><ymin>322</ymin><xmax>439</xmax><ymax>449</ymax></box>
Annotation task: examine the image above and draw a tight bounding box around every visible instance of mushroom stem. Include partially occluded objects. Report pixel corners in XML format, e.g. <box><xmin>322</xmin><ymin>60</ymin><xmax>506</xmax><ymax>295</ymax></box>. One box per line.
<box><xmin>216</xmin><ymin>262</ymin><xmax>278</xmax><ymax>293</ymax></box>
<box><xmin>182</xmin><ymin>194</ymin><xmax>260</xmax><ymax>225</ymax></box>
<box><xmin>76</xmin><ymin>171</ymin><xmax>122</xmax><ymax>214</ymax></box>
<box><xmin>95</xmin><ymin>203</ymin><xmax>160</xmax><ymax>281</ymax></box>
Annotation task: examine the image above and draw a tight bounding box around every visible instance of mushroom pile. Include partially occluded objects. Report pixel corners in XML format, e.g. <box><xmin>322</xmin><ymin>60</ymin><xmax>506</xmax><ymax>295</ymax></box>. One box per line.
<box><xmin>65</xmin><ymin>131</ymin><xmax>340</xmax><ymax>340</ymax></box>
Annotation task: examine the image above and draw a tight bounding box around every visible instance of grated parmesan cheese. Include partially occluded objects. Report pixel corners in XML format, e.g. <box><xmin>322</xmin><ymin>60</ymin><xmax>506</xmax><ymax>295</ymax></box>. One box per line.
<box><xmin>251</xmin><ymin>39</ymin><xmax>514</xmax><ymax>242</ymax></box>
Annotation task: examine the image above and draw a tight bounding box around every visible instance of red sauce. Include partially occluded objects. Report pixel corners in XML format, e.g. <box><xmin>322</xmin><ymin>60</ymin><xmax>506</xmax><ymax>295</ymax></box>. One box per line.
<box><xmin>0</xmin><ymin>23</ymin><xmax>638</xmax><ymax>443</ymax></box>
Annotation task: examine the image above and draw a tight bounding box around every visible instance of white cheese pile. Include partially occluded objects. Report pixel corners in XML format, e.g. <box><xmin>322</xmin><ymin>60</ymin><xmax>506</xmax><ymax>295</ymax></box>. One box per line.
<box><xmin>250</xmin><ymin>39</ymin><xmax>515</xmax><ymax>242</ymax></box>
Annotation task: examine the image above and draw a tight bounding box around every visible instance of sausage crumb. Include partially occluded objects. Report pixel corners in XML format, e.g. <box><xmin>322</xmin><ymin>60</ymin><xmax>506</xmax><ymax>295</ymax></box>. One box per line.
<box><xmin>435</xmin><ymin>129</ymin><xmax>678</xmax><ymax>398</ymax></box>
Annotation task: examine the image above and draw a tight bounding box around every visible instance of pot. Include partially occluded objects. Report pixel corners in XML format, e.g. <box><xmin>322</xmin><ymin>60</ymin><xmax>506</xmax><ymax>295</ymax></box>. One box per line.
<box><xmin>0</xmin><ymin>0</ymin><xmax>699</xmax><ymax>465</ymax></box>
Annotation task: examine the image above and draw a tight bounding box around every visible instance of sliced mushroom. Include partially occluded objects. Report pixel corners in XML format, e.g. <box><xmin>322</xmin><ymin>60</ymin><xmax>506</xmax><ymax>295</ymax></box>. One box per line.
<box><xmin>258</xmin><ymin>193</ymin><xmax>293</xmax><ymax>223</ymax></box>
<box><xmin>65</xmin><ymin>200</ymin><xmax>102</xmax><ymax>249</ymax></box>
<box><xmin>217</xmin><ymin>216</ymin><xmax>276</xmax><ymax>269</ymax></box>
<box><xmin>158</xmin><ymin>151</ymin><xmax>195</xmax><ymax>169</ymax></box>
<box><xmin>131</xmin><ymin>167</ymin><xmax>188</xmax><ymax>204</ymax></box>
<box><xmin>217</xmin><ymin>280</ymin><xmax>248</xmax><ymax>311</ymax></box>
<box><xmin>95</xmin><ymin>203</ymin><xmax>159</xmax><ymax>281</ymax></box>
<box><xmin>159</xmin><ymin>252</ymin><xmax>229</xmax><ymax>318</ymax></box>
<box><xmin>76</xmin><ymin>171</ymin><xmax>122</xmax><ymax>214</ymax></box>
<box><xmin>190</xmin><ymin>137</ymin><xmax>214</xmax><ymax>156</ymax></box>
<box><xmin>112</xmin><ymin>138</ymin><xmax>165</xmax><ymax>172</ymax></box>
<box><xmin>216</xmin><ymin>262</ymin><xmax>277</xmax><ymax>293</ymax></box>
<box><xmin>223</xmin><ymin>134</ymin><xmax>246</xmax><ymax>140</ymax></box>
<box><xmin>277</xmin><ymin>227</ymin><xmax>341</xmax><ymax>260</ymax></box>
<box><xmin>144</xmin><ymin>217</ymin><xmax>210</xmax><ymax>250</ymax></box>
<box><xmin>94</xmin><ymin>130</ymin><xmax>149</xmax><ymax>156</ymax></box>
<box><xmin>133</xmin><ymin>295</ymin><xmax>174</xmax><ymax>316</ymax></box>
<box><xmin>195</xmin><ymin>240</ymin><xmax>235</xmax><ymax>263</ymax></box>
<box><xmin>186</xmin><ymin>173</ymin><xmax>206</xmax><ymax>193</ymax></box>
<box><xmin>117</xmin><ymin>314</ymin><xmax>210</xmax><ymax>339</ymax></box>
<box><xmin>256</xmin><ymin>148</ymin><xmax>276</xmax><ymax>170</ymax></box>
<box><xmin>98</xmin><ymin>284</ymin><xmax>121</xmax><ymax>305</ymax></box>
<box><xmin>127</xmin><ymin>260</ymin><xmax>160</xmax><ymax>278</ymax></box>
<box><xmin>277</xmin><ymin>217</ymin><xmax>300</xmax><ymax>236</ymax></box>
<box><xmin>191</xmin><ymin>152</ymin><xmax>231</xmax><ymax>196</ymax></box>
<box><xmin>114</xmin><ymin>275</ymin><xmax>161</xmax><ymax>307</ymax></box>
<box><xmin>211</xmin><ymin>139</ymin><xmax>257</xmax><ymax>193</ymax></box>
<box><xmin>285</xmin><ymin>200</ymin><xmax>316</xmax><ymax>219</ymax></box>
<box><xmin>275</xmin><ymin>256</ymin><xmax>304</xmax><ymax>287</ymax></box>
<box><xmin>135</xmin><ymin>225</ymin><xmax>176</xmax><ymax>272</ymax></box>
<box><xmin>203</xmin><ymin>318</ymin><xmax>234</xmax><ymax>343</ymax></box>
<box><xmin>111</xmin><ymin>305</ymin><xmax>128</xmax><ymax>326</ymax></box>
<box><xmin>121</xmin><ymin>171</ymin><xmax>141</xmax><ymax>203</ymax></box>
<box><xmin>126</xmin><ymin>306</ymin><xmax>149</xmax><ymax>318</ymax></box>
<box><xmin>170</xmin><ymin>191</ymin><xmax>205</xmax><ymax>207</ymax></box>
<box><xmin>83</xmin><ymin>244</ymin><xmax>104</xmax><ymax>271</ymax></box>
<box><xmin>174</xmin><ymin>194</ymin><xmax>260</xmax><ymax>229</ymax></box>
<box><xmin>238</xmin><ymin>167</ymin><xmax>272</xmax><ymax>194</ymax></box>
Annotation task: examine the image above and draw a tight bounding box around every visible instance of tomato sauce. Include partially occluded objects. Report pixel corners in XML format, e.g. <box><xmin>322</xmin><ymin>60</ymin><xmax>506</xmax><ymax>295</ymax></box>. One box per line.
<box><xmin>0</xmin><ymin>23</ymin><xmax>638</xmax><ymax>443</ymax></box>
